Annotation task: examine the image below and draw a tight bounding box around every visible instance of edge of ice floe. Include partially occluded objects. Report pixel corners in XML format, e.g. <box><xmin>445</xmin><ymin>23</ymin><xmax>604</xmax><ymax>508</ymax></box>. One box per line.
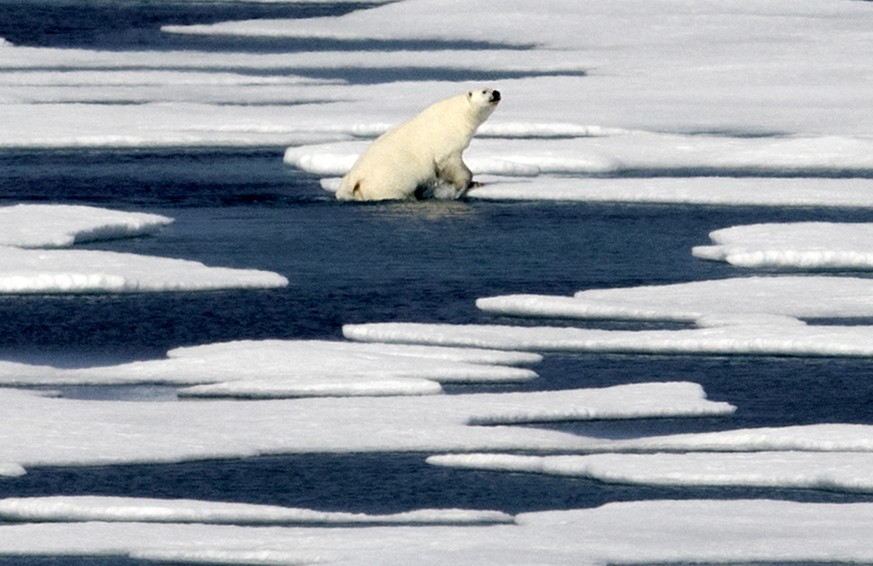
<box><xmin>426</xmin><ymin>451</ymin><xmax>873</xmax><ymax>494</ymax></box>
<box><xmin>0</xmin><ymin>247</ymin><xmax>288</xmax><ymax>294</ymax></box>
<box><xmin>0</xmin><ymin>382</ymin><xmax>734</xmax><ymax>474</ymax></box>
<box><xmin>0</xmin><ymin>204</ymin><xmax>173</xmax><ymax>249</ymax></box>
<box><xmin>0</xmin><ymin>496</ymin><xmax>513</xmax><ymax>526</ymax></box>
<box><xmin>177</xmin><ymin>378</ymin><xmax>446</xmax><ymax>398</ymax></box>
<box><xmin>693</xmin><ymin>222</ymin><xmax>873</xmax><ymax>269</ymax></box>
<box><xmin>342</xmin><ymin>320</ymin><xmax>873</xmax><ymax>357</ymax></box>
<box><xmin>0</xmin><ymin>205</ymin><xmax>288</xmax><ymax>293</ymax></box>
<box><xmin>0</xmin><ymin>339</ymin><xmax>540</xmax><ymax>396</ymax></box>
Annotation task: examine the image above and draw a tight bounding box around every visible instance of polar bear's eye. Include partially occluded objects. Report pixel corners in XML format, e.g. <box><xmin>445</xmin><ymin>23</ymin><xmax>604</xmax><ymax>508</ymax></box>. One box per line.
<box><xmin>467</xmin><ymin>91</ymin><xmax>472</xmax><ymax>98</ymax></box>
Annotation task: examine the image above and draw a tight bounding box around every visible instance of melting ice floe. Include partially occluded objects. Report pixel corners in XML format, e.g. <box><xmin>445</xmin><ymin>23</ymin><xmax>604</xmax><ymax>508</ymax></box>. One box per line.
<box><xmin>0</xmin><ymin>496</ymin><xmax>512</xmax><ymax>526</ymax></box>
<box><xmin>343</xmin><ymin>276</ymin><xmax>873</xmax><ymax>356</ymax></box>
<box><xmin>0</xmin><ymin>246</ymin><xmax>287</xmax><ymax>293</ymax></box>
<box><xmin>0</xmin><ymin>383</ymin><xmax>733</xmax><ymax>475</ymax></box>
<box><xmin>468</xmin><ymin>176</ymin><xmax>873</xmax><ymax>208</ymax></box>
<box><xmin>423</xmin><ymin>421</ymin><xmax>873</xmax><ymax>497</ymax></box>
<box><xmin>0</xmin><ymin>204</ymin><xmax>287</xmax><ymax>293</ymax></box>
<box><xmin>694</xmin><ymin>222</ymin><xmax>873</xmax><ymax>269</ymax></box>
<box><xmin>343</xmin><ymin>319</ymin><xmax>873</xmax><ymax>357</ymax></box>
<box><xmin>427</xmin><ymin>452</ymin><xmax>873</xmax><ymax>494</ymax></box>
<box><xmin>0</xmin><ymin>204</ymin><xmax>172</xmax><ymax>248</ymax></box>
<box><xmin>0</xmin><ymin>340</ymin><xmax>541</xmax><ymax>396</ymax></box>
<box><xmin>478</xmin><ymin>276</ymin><xmax>873</xmax><ymax>322</ymax></box>
<box><xmin>3</xmin><ymin>500</ymin><xmax>873</xmax><ymax>565</ymax></box>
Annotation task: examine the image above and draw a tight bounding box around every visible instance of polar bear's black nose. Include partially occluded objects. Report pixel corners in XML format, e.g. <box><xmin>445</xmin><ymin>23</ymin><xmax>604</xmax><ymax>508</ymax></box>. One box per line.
<box><xmin>491</xmin><ymin>90</ymin><xmax>501</xmax><ymax>102</ymax></box>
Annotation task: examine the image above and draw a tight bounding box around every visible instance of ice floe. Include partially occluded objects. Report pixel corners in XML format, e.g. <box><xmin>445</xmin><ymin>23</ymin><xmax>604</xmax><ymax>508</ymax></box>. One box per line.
<box><xmin>694</xmin><ymin>222</ymin><xmax>873</xmax><ymax>269</ymax></box>
<box><xmin>425</xmin><ymin>424</ymin><xmax>873</xmax><ymax>495</ymax></box>
<box><xmin>0</xmin><ymin>340</ymin><xmax>541</xmax><ymax>397</ymax></box>
<box><xmin>344</xmin><ymin>319</ymin><xmax>873</xmax><ymax>357</ymax></box>
<box><xmin>0</xmin><ymin>496</ymin><xmax>512</xmax><ymax>526</ymax></box>
<box><xmin>467</xmin><ymin>176</ymin><xmax>873</xmax><ymax>207</ymax></box>
<box><xmin>0</xmin><ymin>204</ymin><xmax>287</xmax><ymax>293</ymax></box>
<box><xmin>565</xmin><ymin>423</ymin><xmax>873</xmax><ymax>454</ymax></box>
<box><xmin>350</xmin><ymin>274</ymin><xmax>873</xmax><ymax>356</ymax></box>
<box><xmin>477</xmin><ymin>276</ymin><xmax>873</xmax><ymax>322</ymax></box>
<box><xmin>0</xmin><ymin>383</ymin><xmax>732</xmax><ymax>475</ymax></box>
<box><xmin>0</xmin><ymin>245</ymin><xmax>287</xmax><ymax>293</ymax></box>
<box><xmin>428</xmin><ymin>452</ymin><xmax>873</xmax><ymax>493</ymax></box>
<box><xmin>450</xmin><ymin>276</ymin><xmax>873</xmax><ymax>355</ymax></box>
<box><xmin>3</xmin><ymin>500</ymin><xmax>873</xmax><ymax>565</ymax></box>
<box><xmin>0</xmin><ymin>204</ymin><xmax>172</xmax><ymax>248</ymax></box>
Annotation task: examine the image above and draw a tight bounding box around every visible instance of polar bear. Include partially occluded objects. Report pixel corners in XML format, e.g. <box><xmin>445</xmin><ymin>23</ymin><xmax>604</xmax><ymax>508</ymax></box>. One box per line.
<box><xmin>336</xmin><ymin>88</ymin><xmax>501</xmax><ymax>201</ymax></box>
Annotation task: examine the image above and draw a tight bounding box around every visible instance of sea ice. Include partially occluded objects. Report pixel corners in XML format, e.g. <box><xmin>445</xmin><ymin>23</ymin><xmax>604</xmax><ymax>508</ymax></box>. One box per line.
<box><xmin>0</xmin><ymin>204</ymin><xmax>172</xmax><ymax>248</ymax></box>
<box><xmin>467</xmin><ymin>176</ymin><xmax>873</xmax><ymax>207</ymax></box>
<box><xmin>344</xmin><ymin>320</ymin><xmax>873</xmax><ymax>357</ymax></box>
<box><xmin>0</xmin><ymin>245</ymin><xmax>287</xmax><ymax>293</ymax></box>
<box><xmin>694</xmin><ymin>222</ymin><xmax>873</xmax><ymax>269</ymax></box>
<box><xmin>0</xmin><ymin>383</ymin><xmax>732</xmax><ymax>475</ymax></box>
<box><xmin>0</xmin><ymin>339</ymin><xmax>541</xmax><ymax>396</ymax></box>
<box><xmin>0</xmin><ymin>496</ymin><xmax>512</xmax><ymax>526</ymax></box>
<box><xmin>477</xmin><ymin>276</ymin><xmax>873</xmax><ymax>322</ymax></box>
<box><xmin>3</xmin><ymin>500</ymin><xmax>873</xmax><ymax>565</ymax></box>
<box><xmin>4</xmin><ymin>0</ymin><xmax>873</xmax><ymax>154</ymax></box>
<box><xmin>559</xmin><ymin>423</ymin><xmax>873</xmax><ymax>454</ymax></box>
<box><xmin>428</xmin><ymin>451</ymin><xmax>873</xmax><ymax>493</ymax></box>
<box><xmin>6</xmin><ymin>0</ymin><xmax>873</xmax><ymax>562</ymax></box>
<box><xmin>0</xmin><ymin>204</ymin><xmax>287</xmax><ymax>293</ymax></box>
<box><xmin>353</xmin><ymin>260</ymin><xmax>873</xmax><ymax>361</ymax></box>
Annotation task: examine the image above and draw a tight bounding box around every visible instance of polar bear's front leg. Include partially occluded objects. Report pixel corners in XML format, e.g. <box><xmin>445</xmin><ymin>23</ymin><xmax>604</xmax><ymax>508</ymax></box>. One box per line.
<box><xmin>436</xmin><ymin>152</ymin><xmax>473</xmax><ymax>191</ymax></box>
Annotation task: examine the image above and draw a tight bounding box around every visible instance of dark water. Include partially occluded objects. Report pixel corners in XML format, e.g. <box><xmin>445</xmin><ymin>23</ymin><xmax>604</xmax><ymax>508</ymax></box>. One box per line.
<box><xmin>4</xmin><ymin>1</ymin><xmax>873</xmax><ymax>563</ymax></box>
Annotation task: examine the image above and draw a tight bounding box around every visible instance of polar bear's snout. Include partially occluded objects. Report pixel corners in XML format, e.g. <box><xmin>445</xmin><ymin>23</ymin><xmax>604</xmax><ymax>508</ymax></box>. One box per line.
<box><xmin>490</xmin><ymin>90</ymin><xmax>501</xmax><ymax>103</ymax></box>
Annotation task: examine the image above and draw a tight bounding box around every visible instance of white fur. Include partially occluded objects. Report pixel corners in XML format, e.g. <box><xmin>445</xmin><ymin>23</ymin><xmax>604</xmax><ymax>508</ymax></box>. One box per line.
<box><xmin>337</xmin><ymin>88</ymin><xmax>501</xmax><ymax>201</ymax></box>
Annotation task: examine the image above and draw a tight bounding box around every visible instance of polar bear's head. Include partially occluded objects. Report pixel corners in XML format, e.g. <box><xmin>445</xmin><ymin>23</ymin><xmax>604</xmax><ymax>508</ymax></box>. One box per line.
<box><xmin>466</xmin><ymin>88</ymin><xmax>501</xmax><ymax>123</ymax></box>
<box><xmin>467</xmin><ymin>88</ymin><xmax>501</xmax><ymax>109</ymax></box>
